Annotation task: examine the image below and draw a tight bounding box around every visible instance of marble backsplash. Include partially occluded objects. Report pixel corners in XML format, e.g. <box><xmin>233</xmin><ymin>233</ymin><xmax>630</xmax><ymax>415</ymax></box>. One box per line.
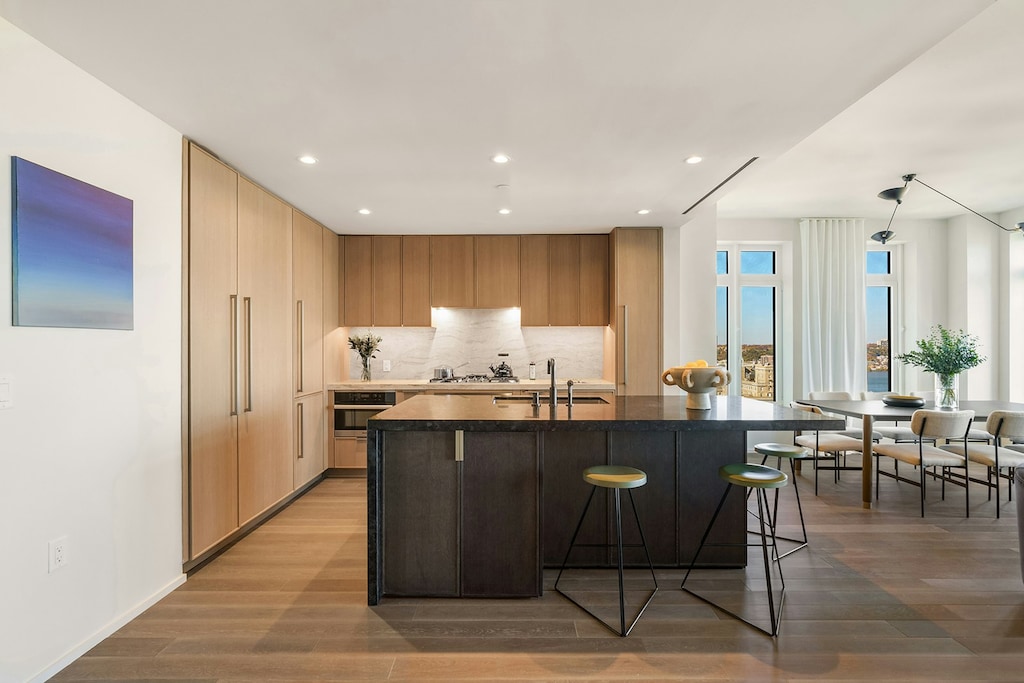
<box><xmin>341</xmin><ymin>308</ymin><xmax>606</xmax><ymax>381</ymax></box>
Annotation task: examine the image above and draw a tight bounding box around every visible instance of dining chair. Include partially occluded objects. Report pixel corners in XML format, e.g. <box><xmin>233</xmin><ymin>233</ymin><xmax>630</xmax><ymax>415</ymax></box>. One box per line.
<box><xmin>940</xmin><ymin>411</ymin><xmax>1024</xmax><ymax>518</ymax></box>
<box><xmin>871</xmin><ymin>409</ymin><xmax>975</xmax><ymax>517</ymax></box>
<box><xmin>790</xmin><ymin>402</ymin><xmax>864</xmax><ymax>495</ymax></box>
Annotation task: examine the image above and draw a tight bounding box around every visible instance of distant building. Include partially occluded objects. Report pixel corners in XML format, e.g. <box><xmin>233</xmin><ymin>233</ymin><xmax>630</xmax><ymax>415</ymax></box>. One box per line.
<box><xmin>742</xmin><ymin>354</ymin><xmax>774</xmax><ymax>400</ymax></box>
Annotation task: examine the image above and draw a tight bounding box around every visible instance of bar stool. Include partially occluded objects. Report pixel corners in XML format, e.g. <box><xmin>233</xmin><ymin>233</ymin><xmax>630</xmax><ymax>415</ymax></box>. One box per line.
<box><xmin>554</xmin><ymin>465</ymin><xmax>658</xmax><ymax>637</ymax></box>
<box><xmin>753</xmin><ymin>442</ymin><xmax>810</xmax><ymax>559</ymax></box>
<box><xmin>681</xmin><ymin>462</ymin><xmax>788</xmax><ymax>636</ymax></box>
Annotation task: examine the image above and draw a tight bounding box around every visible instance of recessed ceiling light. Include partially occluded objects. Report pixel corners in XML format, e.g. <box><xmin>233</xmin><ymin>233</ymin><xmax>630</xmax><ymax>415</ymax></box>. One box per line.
<box><xmin>498</xmin><ymin>208</ymin><xmax>511</xmax><ymax>215</ymax></box>
<box><xmin>491</xmin><ymin>153</ymin><xmax>512</xmax><ymax>164</ymax></box>
<box><xmin>357</xmin><ymin>208</ymin><xmax>371</xmax><ymax>215</ymax></box>
<box><xmin>298</xmin><ymin>155</ymin><xmax>318</xmax><ymax>165</ymax></box>
<box><xmin>637</xmin><ymin>209</ymin><xmax>651</xmax><ymax>215</ymax></box>
<box><xmin>685</xmin><ymin>155</ymin><xmax>703</xmax><ymax>165</ymax></box>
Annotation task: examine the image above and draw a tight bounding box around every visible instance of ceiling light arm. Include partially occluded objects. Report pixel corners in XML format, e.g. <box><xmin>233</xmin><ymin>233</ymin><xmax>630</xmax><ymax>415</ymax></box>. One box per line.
<box><xmin>906</xmin><ymin>175</ymin><xmax>1020</xmax><ymax>233</ymax></box>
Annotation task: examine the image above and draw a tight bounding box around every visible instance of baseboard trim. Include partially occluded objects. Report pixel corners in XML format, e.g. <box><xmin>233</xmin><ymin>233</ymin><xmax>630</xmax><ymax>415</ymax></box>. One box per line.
<box><xmin>29</xmin><ymin>573</ymin><xmax>187</xmax><ymax>683</ymax></box>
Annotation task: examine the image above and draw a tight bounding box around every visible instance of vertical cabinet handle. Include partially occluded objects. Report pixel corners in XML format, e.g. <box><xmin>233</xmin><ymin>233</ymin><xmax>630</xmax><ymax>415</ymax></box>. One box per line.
<box><xmin>230</xmin><ymin>294</ymin><xmax>239</xmax><ymax>416</ymax></box>
<box><xmin>296</xmin><ymin>402</ymin><xmax>304</xmax><ymax>459</ymax></box>
<box><xmin>244</xmin><ymin>297</ymin><xmax>253</xmax><ymax>413</ymax></box>
<box><xmin>296</xmin><ymin>300</ymin><xmax>304</xmax><ymax>393</ymax></box>
<box><xmin>617</xmin><ymin>304</ymin><xmax>628</xmax><ymax>386</ymax></box>
<box><xmin>454</xmin><ymin>430</ymin><xmax>464</xmax><ymax>462</ymax></box>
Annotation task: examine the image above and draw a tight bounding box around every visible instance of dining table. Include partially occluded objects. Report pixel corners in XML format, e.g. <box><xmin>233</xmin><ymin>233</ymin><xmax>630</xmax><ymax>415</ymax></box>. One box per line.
<box><xmin>797</xmin><ymin>398</ymin><xmax>1024</xmax><ymax>509</ymax></box>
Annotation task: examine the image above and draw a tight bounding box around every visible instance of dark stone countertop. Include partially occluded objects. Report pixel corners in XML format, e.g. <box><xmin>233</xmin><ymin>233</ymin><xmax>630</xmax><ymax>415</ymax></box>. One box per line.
<box><xmin>367</xmin><ymin>394</ymin><xmax>846</xmax><ymax>432</ymax></box>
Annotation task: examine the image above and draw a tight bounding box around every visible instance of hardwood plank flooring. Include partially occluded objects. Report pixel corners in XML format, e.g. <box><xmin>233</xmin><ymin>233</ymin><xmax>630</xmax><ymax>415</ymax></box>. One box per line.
<box><xmin>52</xmin><ymin>460</ymin><xmax>1024</xmax><ymax>681</ymax></box>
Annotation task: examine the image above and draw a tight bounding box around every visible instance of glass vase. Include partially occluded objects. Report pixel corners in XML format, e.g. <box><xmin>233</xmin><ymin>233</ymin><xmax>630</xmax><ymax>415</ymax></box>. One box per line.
<box><xmin>360</xmin><ymin>357</ymin><xmax>372</xmax><ymax>382</ymax></box>
<box><xmin>934</xmin><ymin>372</ymin><xmax>958</xmax><ymax>410</ymax></box>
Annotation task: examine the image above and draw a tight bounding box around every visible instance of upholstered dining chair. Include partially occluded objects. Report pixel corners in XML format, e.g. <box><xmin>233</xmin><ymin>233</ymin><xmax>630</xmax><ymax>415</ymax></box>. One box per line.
<box><xmin>871</xmin><ymin>409</ymin><xmax>975</xmax><ymax>517</ymax></box>
<box><xmin>790</xmin><ymin>402</ymin><xmax>864</xmax><ymax>495</ymax></box>
<box><xmin>940</xmin><ymin>411</ymin><xmax>1024</xmax><ymax>518</ymax></box>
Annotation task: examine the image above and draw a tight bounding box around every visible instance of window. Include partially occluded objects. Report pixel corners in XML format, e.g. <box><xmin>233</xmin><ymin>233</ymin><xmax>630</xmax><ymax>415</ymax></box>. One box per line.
<box><xmin>716</xmin><ymin>246</ymin><xmax>782</xmax><ymax>402</ymax></box>
<box><xmin>866</xmin><ymin>248</ymin><xmax>896</xmax><ymax>392</ymax></box>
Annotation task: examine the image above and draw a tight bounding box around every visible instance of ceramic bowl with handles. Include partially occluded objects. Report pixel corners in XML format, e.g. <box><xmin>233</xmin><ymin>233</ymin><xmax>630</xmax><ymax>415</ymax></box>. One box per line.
<box><xmin>662</xmin><ymin>365</ymin><xmax>731</xmax><ymax>410</ymax></box>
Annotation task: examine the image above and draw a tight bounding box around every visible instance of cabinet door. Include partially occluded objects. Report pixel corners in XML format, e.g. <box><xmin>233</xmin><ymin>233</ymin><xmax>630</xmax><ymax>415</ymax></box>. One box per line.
<box><xmin>237</xmin><ymin>178</ymin><xmax>294</xmax><ymax>524</ymax></box>
<box><xmin>462</xmin><ymin>432</ymin><xmax>541</xmax><ymax>597</ymax></box>
<box><xmin>475</xmin><ymin>235</ymin><xmax>520</xmax><ymax>308</ymax></box>
<box><xmin>520</xmin><ymin>235</ymin><xmax>549</xmax><ymax>326</ymax></box>
<box><xmin>430</xmin><ymin>235</ymin><xmax>475</xmax><ymax>307</ymax></box>
<box><xmin>383</xmin><ymin>431</ymin><xmax>459</xmax><ymax>596</ymax></box>
<box><xmin>333</xmin><ymin>433</ymin><xmax>368</xmax><ymax>469</ymax></box>
<box><xmin>343</xmin><ymin>235</ymin><xmax>372</xmax><ymax>326</ymax></box>
<box><xmin>613</xmin><ymin>228</ymin><xmax>662</xmax><ymax>396</ymax></box>
<box><xmin>294</xmin><ymin>393</ymin><xmax>325</xmax><ymax>489</ymax></box>
<box><xmin>548</xmin><ymin>235</ymin><xmax>581</xmax><ymax>325</ymax></box>
<box><xmin>371</xmin><ymin>235</ymin><xmax>402</xmax><ymax>326</ymax></box>
<box><xmin>579</xmin><ymin>234</ymin><xmax>609</xmax><ymax>326</ymax></box>
<box><xmin>292</xmin><ymin>211</ymin><xmax>323</xmax><ymax>395</ymax></box>
<box><xmin>541</xmin><ymin>431</ymin><xmax>608</xmax><ymax>566</ymax></box>
<box><xmin>187</xmin><ymin>144</ymin><xmax>239</xmax><ymax>557</ymax></box>
<box><xmin>402</xmin><ymin>236</ymin><xmax>431</xmax><ymax>326</ymax></box>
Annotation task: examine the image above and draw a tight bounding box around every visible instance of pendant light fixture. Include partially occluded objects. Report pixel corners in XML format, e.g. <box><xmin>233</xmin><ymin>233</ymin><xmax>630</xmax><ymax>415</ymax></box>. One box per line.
<box><xmin>875</xmin><ymin>173</ymin><xmax>1024</xmax><ymax>243</ymax></box>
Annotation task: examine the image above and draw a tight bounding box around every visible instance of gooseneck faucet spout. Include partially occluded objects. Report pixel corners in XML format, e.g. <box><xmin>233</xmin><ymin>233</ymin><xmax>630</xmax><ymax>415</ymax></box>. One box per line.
<box><xmin>547</xmin><ymin>358</ymin><xmax>556</xmax><ymax>407</ymax></box>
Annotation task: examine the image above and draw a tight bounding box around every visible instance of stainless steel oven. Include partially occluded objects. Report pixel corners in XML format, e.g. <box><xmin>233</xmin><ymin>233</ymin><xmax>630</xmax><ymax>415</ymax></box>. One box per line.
<box><xmin>333</xmin><ymin>390</ymin><xmax>396</xmax><ymax>435</ymax></box>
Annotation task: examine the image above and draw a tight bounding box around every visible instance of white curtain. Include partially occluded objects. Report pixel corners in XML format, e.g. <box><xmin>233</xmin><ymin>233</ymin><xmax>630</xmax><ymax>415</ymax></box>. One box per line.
<box><xmin>800</xmin><ymin>218</ymin><xmax>867</xmax><ymax>395</ymax></box>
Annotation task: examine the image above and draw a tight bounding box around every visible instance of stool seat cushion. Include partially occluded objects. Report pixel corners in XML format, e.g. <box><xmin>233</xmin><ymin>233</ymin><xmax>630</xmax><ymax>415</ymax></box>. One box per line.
<box><xmin>754</xmin><ymin>442</ymin><xmax>810</xmax><ymax>458</ymax></box>
<box><xmin>583</xmin><ymin>465</ymin><xmax>648</xmax><ymax>489</ymax></box>
<box><xmin>719</xmin><ymin>462</ymin><xmax>788</xmax><ymax>489</ymax></box>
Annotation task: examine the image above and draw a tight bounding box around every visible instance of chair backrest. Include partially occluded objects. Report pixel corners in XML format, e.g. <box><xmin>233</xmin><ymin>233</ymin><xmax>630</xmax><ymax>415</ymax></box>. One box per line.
<box><xmin>861</xmin><ymin>391</ymin><xmax>894</xmax><ymax>400</ymax></box>
<box><xmin>910</xmin><ymin>409</ymin><xmax>975</xmax><ymax>440</ymax></box>
<box><xmin>790</xmin><ymin>401</ymin><xmax>822</xmax><ymax>415</ymax></box>
<box><xmin>809</xmin><ymin>391</ymin><xmax>852</xmax><ymax>400</ymax></box>
<box><xmin>985</xmin><ymin>411</ymin><xmax>1024</xmax><ymax>440</ymax></box>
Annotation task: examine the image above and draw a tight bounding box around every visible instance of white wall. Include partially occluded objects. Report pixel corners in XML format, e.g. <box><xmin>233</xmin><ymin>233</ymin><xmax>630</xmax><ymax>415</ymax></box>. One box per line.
<box><xmin>0</xmin><ymin>18</ymin><xmax>184</xmax><ymax>683</ymax></box>
<box><xmin>664</xmin><ymin>205</ymin><xmax>717</xmax><ymax>368</ymax></box>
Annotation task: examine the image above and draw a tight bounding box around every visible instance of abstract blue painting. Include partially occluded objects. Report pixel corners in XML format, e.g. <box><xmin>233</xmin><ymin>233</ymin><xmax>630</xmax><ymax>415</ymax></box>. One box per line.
<box><xmin>12</xmin><ymin>157</ymin><xmax>133</xmax><ymax>329</ymax></box>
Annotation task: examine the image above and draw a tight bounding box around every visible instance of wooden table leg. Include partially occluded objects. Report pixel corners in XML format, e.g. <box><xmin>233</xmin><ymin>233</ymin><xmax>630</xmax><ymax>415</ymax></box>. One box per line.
<box><xmin>862</xmin><ymin>415</ymin><xmax>873</xmax><ymax>509</ymax></box>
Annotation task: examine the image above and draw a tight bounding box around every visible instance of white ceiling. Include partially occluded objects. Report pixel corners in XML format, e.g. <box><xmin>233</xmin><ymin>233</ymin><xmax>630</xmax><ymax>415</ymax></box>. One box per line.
<box><xmin>1</xmin><ymin>0</ymin><xmax>1010</xmax><ymax>234</ymax></box>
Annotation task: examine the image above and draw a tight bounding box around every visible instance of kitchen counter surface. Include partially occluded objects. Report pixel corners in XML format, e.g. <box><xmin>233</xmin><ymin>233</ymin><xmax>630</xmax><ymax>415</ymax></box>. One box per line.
<box><xmin>328</xmin><ymin>378</ymin><xmax>615</xmax><ymax>393</ymax></box>
<box><xmin>368</xmin><ymin>393</ymin><xmax>845</xmax><ymax>431</ymax></box>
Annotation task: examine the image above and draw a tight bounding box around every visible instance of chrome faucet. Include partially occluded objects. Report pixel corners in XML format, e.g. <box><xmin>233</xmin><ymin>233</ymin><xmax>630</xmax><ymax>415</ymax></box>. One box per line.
<box><xmin>547</xmin><ymin>358</ymin><xmax>556</xmax><ymax>407</ymax></box>
<box><xmin>566</xmin><ymin>379</ymin><xmax>575</xmax><ymax>407</ymax></box>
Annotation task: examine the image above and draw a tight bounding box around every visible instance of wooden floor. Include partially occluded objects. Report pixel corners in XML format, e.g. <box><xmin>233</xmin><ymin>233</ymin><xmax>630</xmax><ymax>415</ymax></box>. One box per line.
<box><xmin>53</xmin><ymin>461</ymin><xmax>1024</xmax><ymax>682</ymax></box>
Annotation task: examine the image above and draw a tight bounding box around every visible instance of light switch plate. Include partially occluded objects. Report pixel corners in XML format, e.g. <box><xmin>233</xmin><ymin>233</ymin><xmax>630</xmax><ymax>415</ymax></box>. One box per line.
<box><xmin>0</xmin><ymin>376</ymin><xmax>11</xmax><ymax>409</ymax></box>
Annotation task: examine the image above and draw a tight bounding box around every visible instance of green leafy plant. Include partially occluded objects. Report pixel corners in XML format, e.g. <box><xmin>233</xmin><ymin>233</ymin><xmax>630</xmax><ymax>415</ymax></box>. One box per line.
<box><xmin>895</xmin><ymin>325</ymin><xmax>985</xmax><ymax>376</ymax></box>
<box><xmin>348</xmin><ymin>331</ymin><xmax>382</xmax><ymax>360</ymax></box>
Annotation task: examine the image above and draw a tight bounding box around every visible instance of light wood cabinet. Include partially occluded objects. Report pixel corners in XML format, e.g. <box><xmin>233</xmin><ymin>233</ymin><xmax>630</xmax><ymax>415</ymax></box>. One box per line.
<box><xmin>475</xmin><ymin>235</ymin><xmax>520</xmax><ymax>308</ymax></box>
<box><xmin>293</xmin><ymin>211</ymin><xmax>323</xmax><ymax>395</ymax></box>
<box><xmin>610</xmin><ymin>227</ymin><xmax>662</xmax><ymax>396</ymax></box>
<box><xmin>236</xmin><ymin>178</ymin><xmax>293</xmax><ymax>526</ymax></box>
<box><xmin>372</xmin><ymin>235</ymin><xmax>403</xmax><ymax>326</ymax></box>
<box><xmin>579</xmin><ymin>234</ymin><xmax>609</xmax><ymax>326</ymax></box>
<box><xmin>520</xmin><ymin>235</ymin><xmax>550</xmax><ymax>326</ymax></box>
<box><xmin>343</xmin><ymin>235</ymin><xmax>373</xmax><ymax>326</ymax></box>
<box><xmin>402</xmin><ymin>236</ymin><xmax>431</xmax><ymax>326</ymax></box>
<box><xmin>430</xmin><ymin>235</ymin><xmax>475</xmax><ymax>307</ymax></box>
<box><xmin>334</xmin><ymin>433</ymin><xmax>369</xmax><ymax>469</ymax></box>
<box><xmin>549</xmin><ymin>235</ymin><xmax>581</xmax><ymax>325</ymax></box>
<box><xmin>186</xmin><ymin>144</ymin><xmax>239</xmax><ymax>557</ymax></box>
<box><xmin>294</xmin><ymin>392</ymin><xmax>325</xmax><ymax>489</ymax></box>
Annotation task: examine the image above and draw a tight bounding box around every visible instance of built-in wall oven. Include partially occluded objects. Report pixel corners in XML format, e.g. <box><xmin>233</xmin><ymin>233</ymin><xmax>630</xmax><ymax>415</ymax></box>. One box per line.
<box><xmin>332</xmin><ymin>390</ymin><xmax>396</xmax><ymax>470</ymax></box>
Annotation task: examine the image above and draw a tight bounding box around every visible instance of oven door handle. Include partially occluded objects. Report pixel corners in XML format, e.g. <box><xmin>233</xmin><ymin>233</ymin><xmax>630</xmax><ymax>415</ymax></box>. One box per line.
<box><xmin>332</xmin><ymin>404</ymin><xmax>395</xmax><ymax>410</ymax></box>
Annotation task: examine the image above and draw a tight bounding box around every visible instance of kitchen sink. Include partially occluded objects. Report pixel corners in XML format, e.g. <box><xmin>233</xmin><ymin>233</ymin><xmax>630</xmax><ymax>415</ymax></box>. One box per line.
<box><xmin>492</xmin><ymin>395</ymin><xmax>609</xmax><ymax>405</ymax></box>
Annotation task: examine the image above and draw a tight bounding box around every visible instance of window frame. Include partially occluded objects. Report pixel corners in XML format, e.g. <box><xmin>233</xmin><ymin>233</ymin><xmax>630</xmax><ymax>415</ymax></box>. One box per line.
<box><xmin>866</xmin><ymin>243</ymin><xmax>903</xmax><ymax>393</ymax></box>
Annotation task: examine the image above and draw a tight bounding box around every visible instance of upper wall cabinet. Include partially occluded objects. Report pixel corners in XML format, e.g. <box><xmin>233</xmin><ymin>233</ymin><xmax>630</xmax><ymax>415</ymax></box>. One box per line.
<box><xmin>476</xmin><ymin>235</ymin><xmax>520</xmax><ymax>308</ymax></box>
<box><xmin>430</xmin><ymin>235</ymin><xmax>475</xmax><ymax>307</ymax></box>
<box><xmin>343</xmin><ymin>235</ymin><xmax>431</xmax><ymax>327</ymax></box>
<box><xmin>521</xmin><ymin>233</ymin><xmax>609</xmax><ymax>327</ymax></box>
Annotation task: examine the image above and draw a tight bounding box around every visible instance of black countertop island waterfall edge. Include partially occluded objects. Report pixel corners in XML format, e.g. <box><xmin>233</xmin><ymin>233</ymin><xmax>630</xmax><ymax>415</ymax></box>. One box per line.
<box><xmin>366</xmin><ymin>394</ymin><xmax>844</xmax><ymax>605</ymax></box>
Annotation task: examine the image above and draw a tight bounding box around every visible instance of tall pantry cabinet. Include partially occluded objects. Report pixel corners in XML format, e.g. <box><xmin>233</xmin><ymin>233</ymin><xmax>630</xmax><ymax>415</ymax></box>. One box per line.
<box><xmin>184</xmin><ymin>142</ymin><xmax>294</xmax><ymax>562</ymax></box>
<box><xmin>610</xmin><ymin>227</ymin><xmax>663</xmax><ymax>396</ymax></box>
<box><xmin>292</xmin><ymin>210</ymin><xmax>326</xmax><ymax>490</ymax></box>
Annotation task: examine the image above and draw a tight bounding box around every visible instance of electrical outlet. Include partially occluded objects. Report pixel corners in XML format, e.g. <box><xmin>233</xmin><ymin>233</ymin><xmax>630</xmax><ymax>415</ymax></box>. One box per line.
<box><xmin>49</xmin><ymin>537</ymin><xmax>68</xmax><ymax>573</ymax></box>
<box><xmin>382</xmin><ymin>360</ymin><xmax>391</xmax><ymax>372</ymax></box>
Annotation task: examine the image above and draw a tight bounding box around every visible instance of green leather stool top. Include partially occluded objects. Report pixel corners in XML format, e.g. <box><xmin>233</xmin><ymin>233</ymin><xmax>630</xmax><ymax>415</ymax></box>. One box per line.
<box><xmin>584</xmin><ymin>465</ymin><xmax>648</xmax><ymax>489</ymax></box>
<box><xmin>719</xmin><ymin>463</ymin><xmax>788</xmax><ymax>489</ymax></box>
<box><xmin>754</xmin><ymin>443</ymin><xmax>810</xmax><ymax>459</ymax></box>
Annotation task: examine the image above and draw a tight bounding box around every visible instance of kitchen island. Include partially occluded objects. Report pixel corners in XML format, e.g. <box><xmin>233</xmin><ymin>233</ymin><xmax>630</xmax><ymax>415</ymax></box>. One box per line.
<box><xmin>366</xmin><ymin>394</ymin><xmax>843</xmax><ymax>605</ymax></box>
